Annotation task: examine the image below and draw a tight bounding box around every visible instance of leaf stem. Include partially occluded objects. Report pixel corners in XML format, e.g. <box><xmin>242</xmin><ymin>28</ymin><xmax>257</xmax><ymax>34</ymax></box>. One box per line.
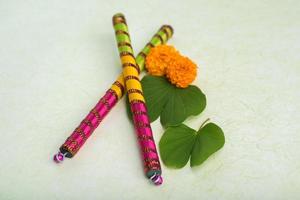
<box><xmin>199</xmin><ymin>118</ymin><xmax>210</xmax><ymax>131</ymax></box>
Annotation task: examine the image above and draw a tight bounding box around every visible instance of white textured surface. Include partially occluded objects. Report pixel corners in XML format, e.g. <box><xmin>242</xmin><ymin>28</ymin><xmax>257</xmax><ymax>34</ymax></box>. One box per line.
<box><xmin>0</xmin><ymin>0</ymin><xmax>299</xmax><ymax>199</ymax></box>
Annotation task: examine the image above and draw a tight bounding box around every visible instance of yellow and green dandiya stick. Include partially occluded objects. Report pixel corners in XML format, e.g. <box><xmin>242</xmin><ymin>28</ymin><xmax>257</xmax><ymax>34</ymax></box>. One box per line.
<box><xmin>113</xmin><ymin>13</ymin><xmax>163</xmax><ymax>185</ymax></box>
<box><xmin>110</xmin><ymin>24</ymin><xmax>173</xmax><ymax>99</ymax></box>
<box><xmin>54</xmin><ymin>21</ymin><xmax>173</xmax><ymax>163</ymax></box>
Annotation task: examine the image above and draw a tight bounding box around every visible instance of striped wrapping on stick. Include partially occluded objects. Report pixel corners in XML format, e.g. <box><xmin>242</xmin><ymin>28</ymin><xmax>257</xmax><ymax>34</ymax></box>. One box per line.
<box><xmin>59</xmin><ymin>89</ymin><xmax>119</xmax><ymax>157</ymax></box>
<box><xmin>113</xmin><ymin>13</ymin><xmax>164</xmax><ymax>185</ymax></box>
<box><xmin>55</xmin><ymin>21</ymin><xmax>173</xmax><ymax>162</ymax></box>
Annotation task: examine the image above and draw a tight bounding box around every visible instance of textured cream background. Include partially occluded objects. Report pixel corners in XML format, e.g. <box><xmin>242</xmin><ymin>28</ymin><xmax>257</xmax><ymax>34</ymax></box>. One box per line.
<box><xmin>0</xmin><ymin>0</ymin><xmax>299</xmax><ymax>199</ymax></box>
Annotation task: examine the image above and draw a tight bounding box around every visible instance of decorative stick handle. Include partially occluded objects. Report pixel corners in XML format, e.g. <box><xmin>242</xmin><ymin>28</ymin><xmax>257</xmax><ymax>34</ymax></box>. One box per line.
<box><xmin>113</xmin><ymin>13</ymin><xmax>163</xmax><ymax>185</ymax></box>
<box><xmin>54</xmin><ymin>24</ymin><xmax>173</xmax><ymax>163</ymax></box>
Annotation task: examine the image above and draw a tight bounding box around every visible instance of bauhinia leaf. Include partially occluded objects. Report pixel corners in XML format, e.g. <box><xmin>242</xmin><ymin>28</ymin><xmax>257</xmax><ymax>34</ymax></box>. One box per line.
<box><xmin>126</xmin><ymin>75</ymin><xmax>206</xmax><ymax>127</ymax></box>
<box><xmin>141</xmin><ymin>75</ymin><xmax>173</xmax><ymax>122</ymax></box>
<box><xmin>190</xmin><ymin>123</ymin><xmax>225</xmax><ymax>167</ymax></box>
<box><xmin>159</xmin><ymin>121</ymin><xmax>225</xmax><ymax>168</ymax></box>
<box><xmin>159</xmin><ymin>124</ymin><xmax>196</xmax><ymax>168</ymax></box>
<box><xmin>160</xmin><ymin>85</ymin><xmax>206</xmax><ymax>126</ymax></box>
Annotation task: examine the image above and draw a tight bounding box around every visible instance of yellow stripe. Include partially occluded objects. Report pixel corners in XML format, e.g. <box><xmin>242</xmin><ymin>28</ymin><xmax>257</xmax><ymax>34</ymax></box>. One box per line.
<box><xmin>115</xmin><ymin>75</ymin><xmax>125</xmax><ymax>86</ymax></box>
<box><xmin>121</xmin><ymin>55</ymin><xmax>136</xmax><ymax>64</ymax></box>
<box><xmin>110</xmin><ymin>85</ymin><xmax>123</xmax><ymax>99</ymax></box>
<box><xmin>123</xmin><ymin>67</ymin><xmax>139</xmax><ymax>78</ymax></box>
<box><xmin>126</xmin><ymin>79</ymin><xmax>142</xmax><ymax>90</ymax></box>
<box><xmin>129</xmin><ymin>93</ymin><xmax>145</xmax><ymax>102</ymax></box>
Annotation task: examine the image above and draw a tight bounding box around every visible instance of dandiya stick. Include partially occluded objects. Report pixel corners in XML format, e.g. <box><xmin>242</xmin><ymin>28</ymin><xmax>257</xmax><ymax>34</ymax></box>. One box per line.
<box><xmin>113</xmin><ymin>13</ymin><xmax>163</xmax><ymax>185</ymax></box>
<box><xmin>53</xmin><ymin>23</ymin><xmax>173</xmax><ymax>163</ymax></box>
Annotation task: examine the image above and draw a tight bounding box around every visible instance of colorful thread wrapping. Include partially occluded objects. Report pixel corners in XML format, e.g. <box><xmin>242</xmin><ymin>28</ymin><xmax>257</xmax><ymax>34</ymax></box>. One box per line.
<box><xmin>113</xmin><ymin>13</ymin><xmax>163</xmax><ymax>185</ymax></box>
<box><xmin>58</xmin><ymin>90</ymin><xmax>118</xmax><ymax>158</ymax></box>
<box><xmin>54</xmin><ymin>23</ymin><xmax>173</xmax><ymax>163</ymax></box>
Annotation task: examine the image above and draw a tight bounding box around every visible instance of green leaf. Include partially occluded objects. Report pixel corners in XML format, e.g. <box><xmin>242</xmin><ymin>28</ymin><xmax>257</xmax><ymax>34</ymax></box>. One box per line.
<box><xmin>125</xmin><ymin>94</ymin><xmax>133</xmax><ymax>121</ymax></box>
<box><xmin>159</xmin><ymin>121</ymin><xmax>225</xmax><ymax>168</ymax></box>
<box><xmin>159</xmin><ymin>124</ymin><xmax>196</xmax><ymax>168</ymax></box>
<box><xmin>141</xmin><ymin>75</ymin><xmax>173</xmax><ymax>122</ymax></box>
<box><xmin>126</xmin><ymin>75</ymin><xmax>206</xmax><ymax>127</ymax></box>
<box><xmin>160</xmin><ymin>85</ymin><xmax>206</xmax><ymax>126</ymax></box>
<box><xmin>190</xmin><ymin>123</ymin><xmax>225</xmax><ymax>167</ymax></box>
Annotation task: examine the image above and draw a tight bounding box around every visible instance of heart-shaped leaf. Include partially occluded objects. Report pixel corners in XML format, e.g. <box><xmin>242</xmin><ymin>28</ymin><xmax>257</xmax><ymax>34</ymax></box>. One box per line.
<box><xmin>159</xmin><ymin>124</ymin><xmax>196</xmax><ymax>168</ymax></box>
<box><xmin>190</xmin><ymin>123</ymin><xmax>225</xmax><ymax>166</ymax></box>
<box><xmin>126</xmin><ymin>75</ymin><xmax>206</xmax><ymax>127</ymax></box>
<box><xmin>159</xmin><ymin>122</ymin><xmax>225</xmax><ymax>168</ymax></box>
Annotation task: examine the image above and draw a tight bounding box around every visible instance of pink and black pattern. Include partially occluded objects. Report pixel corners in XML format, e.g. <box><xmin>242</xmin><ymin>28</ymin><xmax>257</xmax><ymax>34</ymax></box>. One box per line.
<box><xmin>54</xmin><ymin>89</ymin><xmax>119</xmax><ymax>162</ymax></box>
<box><xmin>130</xmin><ymin>101</ymin><xmax>162</xmax><ymax>185</ymax></box>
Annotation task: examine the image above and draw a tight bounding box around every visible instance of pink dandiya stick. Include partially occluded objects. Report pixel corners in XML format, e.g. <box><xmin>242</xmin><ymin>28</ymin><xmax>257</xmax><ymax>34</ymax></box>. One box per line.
<box><xmin>53</xmin><ymin>24</ymin><xmax>173</xmax><ymax>163</ymax></box>
<box><xmin>113</xmin><ymin>13</ymin><xmax>163</xmax><ymax>185</ymax></box>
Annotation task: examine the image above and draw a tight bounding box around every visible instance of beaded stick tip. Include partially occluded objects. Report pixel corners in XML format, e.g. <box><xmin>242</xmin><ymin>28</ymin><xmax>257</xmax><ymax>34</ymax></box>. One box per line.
<box><xmin>53</xmin><ymin>23</ymin><xmax>173</xmax><ymax>163</ymax></box>
<box><xmin>113</xmin><ymin>13</ymin><xmax>163</xmax><ymax>185</ymax></box>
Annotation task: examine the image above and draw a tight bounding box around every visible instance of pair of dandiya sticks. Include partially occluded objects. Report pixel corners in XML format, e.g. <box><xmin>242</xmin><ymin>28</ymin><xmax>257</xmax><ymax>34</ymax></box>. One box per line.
<box><xmin>53</xmin><ymin>13</ymin><xmax>174</xmax><ymax>186</ymax></box>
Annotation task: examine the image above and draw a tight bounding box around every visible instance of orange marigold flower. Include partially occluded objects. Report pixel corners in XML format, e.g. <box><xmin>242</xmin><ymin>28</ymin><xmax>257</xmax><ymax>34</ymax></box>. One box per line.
<box><xmin>146</xmin><ymin>44</ymin><xmax>197</xmax><ymax>88</ymax></box>
<box><xmin>145</xmin><ymin>45</ymin><xmax>179</xmax><ymax>76</ymax></box>
<box><xmin>165</xmin><ymin>56</ymin><xmax>197</xmax><ymax>88</ymax></box>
